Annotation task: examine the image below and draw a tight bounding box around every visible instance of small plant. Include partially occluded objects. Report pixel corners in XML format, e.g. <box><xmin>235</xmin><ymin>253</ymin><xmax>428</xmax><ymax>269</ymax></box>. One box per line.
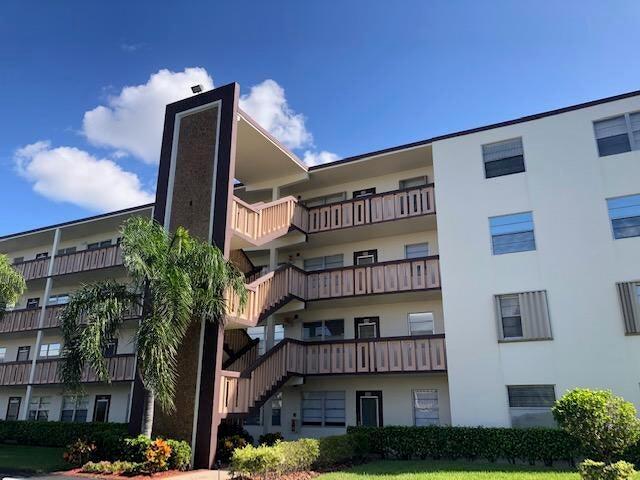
<box><xmin>166</xmin><ymin>439</ymin><xmax>191</xmax><ymax>471</ymax></box>
<box><xmin>230</xmin><ymin>443</ymin><xmax>283</xmax><ymax>479</ymax></box>
<box><xmin>63</xmin><ymin>438</ymin><xmax>96</xmax><ymax>466</ymax></box>
<box><xmin>124</xmin><ymin>434</ymin><xmax>152</xmax><ymax>462</ymax></box>
<box><xmin>578</xmin><ymin>459</ymin><xmax>636</xmax><ymax>480</ymax></box>
<box><xmin>81</xmin><ymin>460</ymin><xmax>142</xmax><ymax>475</ymax></box>
<box><xmin>217</xmin><ymin>434</ymin><xmax>250</xmax><ymax>464</ymax></box>
<box><xmin>145</xmin><ymin>438</ymin><xmax>172</xmax><ymax>473</ymax></box>
<box><xmin>259</xmin><ymin>432</ymin><xmax>284</xmax><ymax>446</ymax></box>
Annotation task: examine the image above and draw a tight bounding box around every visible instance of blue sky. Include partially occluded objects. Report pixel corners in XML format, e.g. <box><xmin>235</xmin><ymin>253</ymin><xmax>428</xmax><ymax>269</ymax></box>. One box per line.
<box><xmin>1</xmin><ymin>0</ymin><xmax>639</xmax><ymax>236</ymax></box>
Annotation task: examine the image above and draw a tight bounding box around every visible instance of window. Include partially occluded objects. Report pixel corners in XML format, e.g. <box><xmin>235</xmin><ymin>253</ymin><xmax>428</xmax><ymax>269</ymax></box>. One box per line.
<box><xmin>303</xmin><ymin>192</ymin><xmax>346</xmax><ymax>208</ymax></box>
<box><xmin>26</xmin><ymin>297</ymin><xmax>40</xmax><ymax>309</ymax></box>
<box><xmin>302</xmin><ymin>391</ymin><xmax>345</xmax><ymax>426</ymax></box>
<box><xmin>408</xmin><ymin>312</ymin><xmax>434</xmax><ymax>335</ymax></box>
<box><xmin>0</xmin><ymin>347</ymin><xmax>5</xmax><ymax>362</ymax></box>
<box><xmin>103</xmin><ymin>339</ymin><xmax>118</xmax><ymax>357</ymax></box>
<box><xmin>48</xmin><ymin>293</ymin><xmax>70</xmax><ymax>305</ymax></box>
<box><xmin>271</xmin><ymin>392</ymin><xmax>282</xmax><ymax>426</ymax></box>
<box><xmin>93</xmin><ymin>395</ymin><xmax>111</xmax><ymax>422</ymax></box>
<box><xmin>244</xmin><ymin>407</ymin><xmax>262</xmax><ymax>426</ymax></box>
<box><xmin>57</xmin><ymin>246</ymin><xmax>76</xmax><ymax>256</ymax></box>
<box><xmin>399</xmin><ymin>176</ymin><xmax>428</xmax><ymax>189</ymax></box>
<box><xmin>13</xmin><ymin>257</ymin><xmax>24</xmax><ymax>264</ymax></box>
<box><xmin>88</xmin><ymin>240</ymin><xmax>112</xmax><ymax>250</ymax></box>
<box><xmin>6</xmin><ymin>397</ymin><xmax>21</xmax><ymax>421</ymax></box>
<box><xmin>35</xmin><ymin>252</ymin><xmax>49</xmax><ymax>260</ymax></box>
<box><xmin>594</xmin><ymin>112</ymin><xmax>640</xmax><ymax>157</ymax></box>
<box><xmin>354</xmin><ymin>250</ymin><xmax>377</xmax><ymax>266</ymax></box>
<box><xmin>607</xmin><ymin>194</ymin><xmax>640</xmax><ymax>239</ymax></box>
<box><xmin>61</xmin><ymin>395</ymin><xmax>89</xmax><ymax>422</ymax></box>
<box><xmin>507</xmin><ymin>385</ymin><xmax>556</xmax><ymax>427</ymax></box>
<box><xmin>355</xmin><ymin>317</ymin><xmax>379</xmax><ymax>339</ymax></box>
<box><xmin>497</xmin><ymin>295</ymin><xmax>523</xmax><ymax>338</ymax></box>
<box><xmin>489</xmin><ymin>212</ymin><xmax>536</xmax><ymax>255</ymax></box>
<box><xmin>353</xmin><ymin>187</ymin><xmax>376</xmax><ymax>198</ymax></box>
<box><xmin>39</xmin><ymin>343</ymin><xmax>61</xmax><ymax>358</ymax></box>
<box><xmin>247</xmin><ymin>324</ymin><xmax>284</xmax><ymax>356</ymax></box>
<box><xmin>616</xmin><ymin>281</ymin><xmax>640</xmax><ymax>334</ymax></box>
<box><xmin>413</xmin><ymin>390</ymin><xmax>439</xmax><ymax>426</ymax></box>
<box><xmin>405</xmin><ymin>243</ymin><xmax>429</xmax><ymax>259</ymax></box>
<box><xmin>28</xmin><ymin>396</ymin><xmax>51</xmax><ymax>421</ymax></box>
<box><xmin>482</xmin><ymin>138</ymin><xmax>525</xmax><ymax>178</ymax></box>
<box><xmin>303</xmin><ymin>254</ymin><xmax>344</xmax><ymax>271</ymax></box>
<box><xmin>303</xmin><ymin>319</ymin><xmax>344</xmax><ymax>341</ymax></box>
<box><xmin>17</xmin><ymin>346</ymin><xmax>30</xmax><ymax>362</ymax></box>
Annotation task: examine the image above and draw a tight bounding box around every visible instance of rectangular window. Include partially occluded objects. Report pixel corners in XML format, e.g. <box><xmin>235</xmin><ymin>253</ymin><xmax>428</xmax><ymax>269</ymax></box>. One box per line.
<box><xmin>6</xmin><ymin>397</ymin><xmax>21</xmax><ymax>421</ymax></box>
<box><xmin>247</xmin><ymin>324</ymin><xmax>284</xmax><ymax>356</ymax></box>
<box><xmin>355</xmin><ymin>317</ymin><xmax>380</xmax><ymax>339</ymax></box>
<box><xmin>35</xmin><ymin>252</ymin><xmax>49</xmax><ymax>260</ymax></box>
<box><xmin>48</xmin><ymin>293</ymin><xmax>70</xmax><ymax>305</ymax></box>
<box><xmin>0</xmin><ymin>347</ymin><xmax>6</xmax><ymax>362</ymax></box>
<box><xmin>103</xmin><ymin>339</ymin><xmax>118</xmax><ymax>357</ymax></box>
<box><xmin>413</xmin><ymin>390</ymin><xmax>439</xmax><ymax>426</ymax></box>
<box><xmin>302</xmin><ymin>391</ymin><xmax>345</xmax><ymax>427</ymax></box>
<box><xmin>13</xmin><ymin>257</ymin><xmax>24</xmax><ymax>264</ymax></box>
<box><xmin>26</xmin><ymin>298</ymin><xmax>40</xmax><ymax>309</ymax></box>
<box><xmin>399</xmin><ymin>176</ymin><xmax>428</xmax><ymax>189</ymax></box>
<box><xmin>61</xmin><ymin>395</ymin><xmax>89</xmax><ymax>423</ymax></box>
<box><xmin>57</xmin><ymin>247</ymin><xmax>77</xmax><ymax>256</ymax></box>
<box><xmin>483</xmin><ymin>138</ymin><xmax>525</xmax><ymax>178</ymax></box>
<box><xmin>497</xmin><ymin>295</ymin><xmax>523</xmax><ymax>338</ymax></box>
<box><xmin>408</xmin><ymin>312</ymin><xmax>434</xmax><ymax>335</ymax></box>
<box><xmin>354</xmin><ymin>250</ymin><xmax>378</xmax><ymax>266</ymax></box>
<box><xmin>28</xmin><ymin>396</ymin><xmax>51</xmax><ymax>421</ymax></box>
<box><xmin>507</xmin><ymin>385</ymin><xmax>556</xmax><ymax>428</ymax></box>
<box><xmin>17</xmin><ymin>346</ymin><xmax>30</xmax><ymax>362</ymax></box>
<box><xmin>303</xmin><ymin>319</ymin><xmax>344</xmax><ymax>341</ymax></box>
<box><xmin>93</xmin><ymin>395</ymin><xmax>111</xmax><ymax>422</ymax></box>
<box><xmin>607</xmin><ymin>194</ymin><xmax>640</xmax><ymax>240</ymax></box>
<box><xmin>244</xmin><ymin>407</ymin><xmax>262</xmax><ymax>426</ymax></box>
<box><xmin>353</xmin><ymin>187</ymin><xmax>376</xmax><ymax>198</ymax></box>
<box><xmin>303</xmin><ymin>254</ymin><xmax>344</xmax><ymax>272</ymax></box>
<box><xmin>594</xmin><ymin>112</ymin><xmax>640</xmax><ymax>157</ymax></box>
<box><xmin>490</xmin><ymin>212</ymin><xmax>536</xmax><ymax>255</ymax></box>
<box><xmin>616</xmin><ymin>281</ymin><xmax>640</xmax><ymax>334</ymax></box>
<box><xmin>405</xmin><ymin>243</ymin><xmax>429</xmax><ymax>259</ymax></box>
<box><xmin>303</xmin><ymin>192</ymin><xmax>346</xmax><ymax>208</ymax></box>
<box><xmin>39</xmin><ymin>343</ymin><xmax>61</xmax><ymax>358</ymax></box>
<box><xmin>88</xmin><ymin>240</ymin><xmax>112</xmax><ymax>250</ymax></box>
<box><xmin>271</xmin><ymin>392</ymin><xmax>282</xmax><ymax>426</ymax></box>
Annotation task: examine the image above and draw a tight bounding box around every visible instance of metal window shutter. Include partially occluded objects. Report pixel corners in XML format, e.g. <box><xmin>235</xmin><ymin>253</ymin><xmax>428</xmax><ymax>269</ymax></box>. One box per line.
<box><xmin>617</xmin><ymin>282</ymin><xmax>639</xmax><ymax>334</ymax></box>
<box><xmin>518</xmin><ymin>290</ymin><xmax>552</xmax><ymax>340</ymax></box>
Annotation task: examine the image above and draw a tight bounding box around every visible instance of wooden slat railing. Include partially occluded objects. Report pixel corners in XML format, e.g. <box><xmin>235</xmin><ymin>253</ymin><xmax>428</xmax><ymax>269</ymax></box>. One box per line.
<box><xmin>12</xmin><ymin>257</ymin><xmax>50</xmax><ymax>281</ymax></box>
<box><xmin>218</xmin><ymin>334</ymin><xmax>446</xmax><ymax>417</ymax></box>
<box><xmin>230</xmin><ymin>196</ymin><xmax>308</xmax><ymax>246</ymax></box>
<box><xmin>226</xmin><ymin>257</ymin><xmax>440</xmax><ymax>327</ymax></box>
<box><xmin>307</xmin><ymin>185</ymin><xmax>435</xmax><ymax>233</ymax></box>
<box><xmin>0</xmin><ymin>354</ymin><xmax>136</xmax><ymax>387</ymax></box>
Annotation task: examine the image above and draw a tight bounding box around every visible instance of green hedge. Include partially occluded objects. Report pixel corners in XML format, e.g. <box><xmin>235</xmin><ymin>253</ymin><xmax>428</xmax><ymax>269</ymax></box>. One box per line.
<box><xmin>0</xmin><ymin>420</ymin><xmax>128</xmax><ymax>449</ymax></box>
<box><xmin>347</xmin><ymin>426</ymin><xmax>582</xmax><ymax>465</ymax></box>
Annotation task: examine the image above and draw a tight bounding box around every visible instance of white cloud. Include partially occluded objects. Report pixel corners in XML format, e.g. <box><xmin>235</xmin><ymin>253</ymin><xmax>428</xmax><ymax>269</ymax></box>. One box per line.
<box><xmin>302</xmin><ymin>150</ymin><xmax>340</xmax><ymax>166</ymax></box>
<box><xmin>83</xmin><ymin>67</ymin><xmax>214</xmax><ymax>164</ymax></box>
<box><xmin>15</xmin><ymin>141</ymin><xmax>155</xmax><ymax>212</ymax></box>
<box><xmin>239</xmin><ymin>79</ymin><xmax>313</xmax><ymax>150</ymax></box>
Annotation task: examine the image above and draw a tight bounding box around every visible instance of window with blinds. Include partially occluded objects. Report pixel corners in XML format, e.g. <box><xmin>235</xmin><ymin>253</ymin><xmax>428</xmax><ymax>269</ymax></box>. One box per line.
<box><xmin>482</xmin><ymin>138</ymin><xmax>525</xmax><ymax>178</ymax></box>
<box><xmin>405</xmin><ymin>243</ymin><xmax>430</xmax><ymax>259</ymax></box>
<box><xmin>495</xmin><ymin>291</ymin><xmax>552</xmax><ymax>341</ymax></box>
<box><xmin>594</xmin><ymin>112</ymin><xmax>640</xmax><ymax>157</ymax></box>
<box><xmin>607</xmin><ymin>194</ymin><xmax>640</xmax><ymax>240</ymax></box>
<box><xmin>489</xmin><ymin>212</ymin><xmax>536</xmax><ymax>255</ymax></box>
<box><xmin>507</xmin><ymin>385</ymin><xmax>556</xmax><ymax>427</ymax></box>
<box><xmin>413</xmin><ymin>389</ymin><xmax>440</xmax><ymax>426</ymax></box>
<box><xmin>302</xmin><ymin>391</ymin><xmax>345</xmax><ymax>426</ymax></box>
<box><xmin>303</xmin><ymin>254</ymin><xmax>344</xmax><ymax>271</ymax></box>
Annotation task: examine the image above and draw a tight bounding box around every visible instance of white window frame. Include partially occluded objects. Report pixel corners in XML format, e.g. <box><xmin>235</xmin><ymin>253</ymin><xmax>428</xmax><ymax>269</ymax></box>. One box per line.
<box><xmin>301</xmin><ymin>391</ymin><xmax>346</xmax><ymax>427</ymax></box>
<box><xmin>489</xmin><ymin>211</ymin><xmax>536</xmax><ymax>255</ymax></box>
<box><xmin>399</xmin><ymin>176</ymin><xmax>428</xmax><ymax>190</ymax></box>
<box><xmin>594</xmin><ymin>111</ymin><xmax>640</xmax><ymax>156</ymax></box>
<box><xmin>405</xmin><ymin>243</ymin><xmax>430</xmax><ymax>259</ymax></box>
<box><xmin>482</xmin><ymin>137</ymin><xmax>526</xmax><ymax>179</ymax></box>
<box><xmin>497</xmin><ymin>294</ymin><xmax>523</xmax><ymax>339</ymax></box>
<box><xmin>60</xmin><ymin>395</ymin><xmax>89</xmax><ymax>423</ymax></box>
<box><xmin>28</xmin><ymin>396</ymin><xmax>51</xmax><ymax>421</ymax></box>
<box><xmin>413</xmin><ymin>389</ymin><xmax>440</xmax><ymax>426</ymax></box>
<box><xmin>39</xmin><ymin>343</ymin><xmax>61</xmax><ymax>358</ymax></box>
<box><xmin>359</xmin><ymin>395</ymin><xmax>381</xmax><ymax>427</ymax></box>
<box><xmin>408</xmin><ymin>312</ymin><xmax>435</xmax><ymax>336</ymax></box>
<box><xmin>607</xmin><ymin>194</ymin><xmax>640</xmax><ymax>240</ymax></box>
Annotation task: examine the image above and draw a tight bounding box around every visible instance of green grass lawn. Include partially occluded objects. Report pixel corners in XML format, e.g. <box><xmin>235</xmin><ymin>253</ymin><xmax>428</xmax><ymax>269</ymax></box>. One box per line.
<box><xmin>0</xmin><ymin>444</ymin><xmax>67</xmax><ymax>474</ymax></box>
<box><xmin>317</xmin><ymin>460</ymin><xmax>584</xmax><ymax>479</ymax></box>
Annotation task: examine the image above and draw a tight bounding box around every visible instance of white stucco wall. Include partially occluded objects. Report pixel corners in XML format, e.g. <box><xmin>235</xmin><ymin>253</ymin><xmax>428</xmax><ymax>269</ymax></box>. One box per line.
<box><xmin>433</xmin><ymin>95</ymin><xmax>640</xmax><ymax>426</ymax></box>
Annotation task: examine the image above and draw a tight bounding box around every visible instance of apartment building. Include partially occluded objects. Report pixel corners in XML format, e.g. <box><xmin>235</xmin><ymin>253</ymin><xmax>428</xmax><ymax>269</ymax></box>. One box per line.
<box><xmin>1</xmin><ymin>83</ymin><xmax>639</xmax><ymax>468</ymax></box>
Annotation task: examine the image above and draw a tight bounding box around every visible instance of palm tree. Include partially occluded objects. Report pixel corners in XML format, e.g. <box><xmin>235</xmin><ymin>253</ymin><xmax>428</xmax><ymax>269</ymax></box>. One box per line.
<box><xmin>0</xmin><ymin>254</ymin><xmax>26</xmax><ymax>317</ymax></box>
<box><xmin>60</xmin><ymin>217</ymin><xmax>247</xmax><ymax>436</ymax></box>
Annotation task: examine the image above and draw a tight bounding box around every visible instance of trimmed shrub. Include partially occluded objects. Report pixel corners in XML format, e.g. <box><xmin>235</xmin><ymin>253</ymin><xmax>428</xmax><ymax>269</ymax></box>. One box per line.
<box><xmin>347</xmin><ymin>426</ymin><xmax>582</xmax><ymax>465</ymax></box>
<box><xmin>0</xmin><ymin>420</ymin><xmax>127</xmax><ymax>449</ymax></box>
<box><xmin>553</xmin><ymin>388</ymin><xmax>640</xmax><ymax>463</ymax></box>
<box><xmin>63</xmin><ymin>438</ymin><xmax>97</xmax><ymax>467</ymax></box>
<box><xmin>578</xmin><ymin>459</ymin><xmax>636</xmax><ymax>480</ymax></box>
<box><xmin>259</xmin><ymin>432</ymin><xmax>284</xmax><ymax>446</ymax></box>
<box><xmin>316</xmin><ymin>435</ymin><xmax>356</xmax><ymax>468</ymax></box>
<box><xmin>230</xmin><ymin>439</ymin><xmax>320</xmax><ymax>478</ymax></box>
<box><xmin>81</xmin><ymin>460</ymin><xmax>142</xmax><ymax>475</ymax></box>
<box><xmin>167</xmin><ymin>439</ymin><xmax>191</xmax><ymax>471</ymax></box>
<box><xmin>279</xmin><ymin>438</ymin><xmax>320</xmax><ymax>473</ymax></box>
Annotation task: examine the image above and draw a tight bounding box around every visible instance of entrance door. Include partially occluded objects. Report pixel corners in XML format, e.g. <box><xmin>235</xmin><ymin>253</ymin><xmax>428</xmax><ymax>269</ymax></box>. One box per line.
<box><xmin>93</xmin><ymin>395</ymin><xmax>111</xmax><ymax>422</ymax></box>
<box><xmin>356</xmin><ymin>391</ymin><xmax>383</xmax><ymax>427</ymax></box>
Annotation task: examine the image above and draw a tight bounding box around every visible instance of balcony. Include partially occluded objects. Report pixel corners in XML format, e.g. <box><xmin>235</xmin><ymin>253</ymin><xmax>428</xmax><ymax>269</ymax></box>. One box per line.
<box><xmin>0</xmin><ymin>354</ymin><xmax>136</xmax><ymax>386</ymax></box>
<box><xmin>218</xmin><ymin>333</ymin><xmax>446</xmax><ymax>417</ymax></box>
<box><xmin>12</xmin><ymin>244</ymin><xmax>124</xmax><ymax>282</ymax></box>
<box><xmin>0</xmin><ymin>303</ymin><xmax>142</xmax><ymax>335</ymax></box>
<box><xmin>226</xmin><ymin>256</ymin><xmax>440</xmax><ymax>327</ymax></box>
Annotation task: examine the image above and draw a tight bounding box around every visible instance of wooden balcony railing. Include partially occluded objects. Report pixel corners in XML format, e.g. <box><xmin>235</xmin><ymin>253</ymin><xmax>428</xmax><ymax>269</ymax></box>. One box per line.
<box><xmin>0</xmin><ymin>354</ymin><xmax>136</xmax><ymax>387</ymax></box>
<box><xmin>218</xmin><ymin>334</ymin><xmax>446</xmax><ymax>417</ymax></box>
<box><xmin>230</xmin><ymin>196</ymin><xmax>308</xmax><ymax>246</ymax></box>
<box><xmin>226</xmin><ymin>257</ymin><xmax>440</xmax><ymax>327</ymax></box>
<box><xmin>0</xmin><ymin>303</ymin><xmax>142</xmax><ymax>335</ymax></box>
<box><xmin>11</xmin><ymin>244</ymin><xmax>124</xmax><ymax>282</ymax></box>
